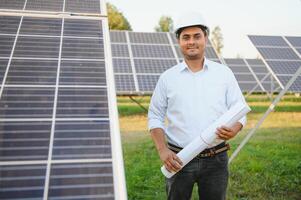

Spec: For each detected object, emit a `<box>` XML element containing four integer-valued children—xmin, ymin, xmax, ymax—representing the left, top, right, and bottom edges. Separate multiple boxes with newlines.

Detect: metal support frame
<box><xmin>229</xmin><ymin>66</ymin><xmax>301</xmax><ymax>164</ymax></box>
<box><xmin>245</xmin><ymin>73</ymin><xmax>272</xmax><ymax>99</ymax></box>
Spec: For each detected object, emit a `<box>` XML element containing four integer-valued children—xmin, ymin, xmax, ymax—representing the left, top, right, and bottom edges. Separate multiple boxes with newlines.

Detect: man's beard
<box><xmin>184</xmin><ymin>53</ymin><xmax>203</xmax><ymax>60</ymax></box>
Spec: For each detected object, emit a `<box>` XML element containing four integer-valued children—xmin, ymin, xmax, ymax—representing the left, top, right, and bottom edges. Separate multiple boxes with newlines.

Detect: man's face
<box><xmin>178</xmin><ymin>26</ymin><xmax>207</xmax><ymax>60</ymax></box>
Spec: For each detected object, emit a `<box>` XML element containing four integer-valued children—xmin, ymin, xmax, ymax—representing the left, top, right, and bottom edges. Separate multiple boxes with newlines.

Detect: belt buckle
<box><xmin>209</xmin><ymin>149</ymin><xmax>215</xmax><ymax>157</ymax></box>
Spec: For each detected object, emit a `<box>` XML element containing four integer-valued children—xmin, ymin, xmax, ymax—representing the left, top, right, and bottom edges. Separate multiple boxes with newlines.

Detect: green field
<box><xmin>118</xmin><ymin>94</ymin><xmax>301</xmax><ymax>200</ymax></box>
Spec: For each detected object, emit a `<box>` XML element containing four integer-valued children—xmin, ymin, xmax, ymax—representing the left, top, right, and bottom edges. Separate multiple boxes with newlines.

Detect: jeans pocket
<box><xmin>215</xmin><ymin>152</ymin><xmax>228</xmax><ymax>165</ymax></box>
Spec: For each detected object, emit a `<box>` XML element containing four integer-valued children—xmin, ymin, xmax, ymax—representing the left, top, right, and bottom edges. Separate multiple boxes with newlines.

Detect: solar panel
<box><xmin>110</xmin><ymin>30</ymin><xmax>222</xmax><ymax>94</ymax></box>
<box><xmin>0</xmin><ymin>0</ymin><xmax>102</xmax><ymax>14</ymax></box>
<box><xmin>223</xmin><ymin>58</ymin><xmax>262</xmax><ymax>92</ymax></box>
<box><xmin>0</xmin><ymin>1</ymin><xmax>126</xmax><ymax>199</ymax></box>
<box><xmin>249</xmin><ymin>35</ymin><xmax>301</xmax><ymax>92</ymax></box>
<box><xmin>245</xmin><ymin>59</ymin><xmax>280</xmax><ymax>93</ymax></box>
<box><xmin>223</xmin><ymin>58</ymin><xmax>280</xmax><ymax>93</ymax></box>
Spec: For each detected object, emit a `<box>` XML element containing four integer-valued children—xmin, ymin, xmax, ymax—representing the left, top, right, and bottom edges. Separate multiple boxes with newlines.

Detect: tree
<box><xmin>107</xmin><ymin>3</ymin><xmax>132</xmax><ymax>31</ymax></box>
<box><xmin>155</xmin><ymin>16</ymin><xmax>174</xmax><ymax>32</ymax></box>
<box><xmin>210</xmin><ymin>26</ymin><xmax>224</xmax><ymax>55</ymax></box>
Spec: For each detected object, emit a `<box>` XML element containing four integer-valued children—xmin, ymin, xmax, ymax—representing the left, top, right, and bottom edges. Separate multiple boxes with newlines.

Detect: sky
<box><xmin>107</xmin><ymin>0</ymin><xmax>301</xmax><ymax>58</ymax></box>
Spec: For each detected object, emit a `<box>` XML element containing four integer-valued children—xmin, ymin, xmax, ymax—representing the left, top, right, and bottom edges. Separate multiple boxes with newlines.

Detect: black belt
<box><xmin>167</xmin><ymin>142</ymin><xmax>230</xmax><ymax>158</ymax></box>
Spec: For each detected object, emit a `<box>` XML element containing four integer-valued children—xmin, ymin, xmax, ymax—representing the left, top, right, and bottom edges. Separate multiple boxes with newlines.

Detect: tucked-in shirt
<box><xmin>148</xmin><ymin>58</ymin><xmax>247</xmax><ymax>148</ymax></box>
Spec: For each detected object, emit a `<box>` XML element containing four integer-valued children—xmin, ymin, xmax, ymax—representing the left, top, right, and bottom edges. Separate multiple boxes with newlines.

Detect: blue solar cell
<box><xmin>257</xmin><ymin>47</ymin><xmax>299</xmax><ymax>60</ymax></box>
<box><xmin>20</xmin><ymin>17</ymin><xmax>62</xmax><ymax>36</ymax></box>
<box><xmin>134</xmin><ymin>59</ymin><xmax>176</xmax><ymax>73</ymax></box>
<box><xmin>64</xmin><ymin>19</ymin><xmax>103</xmax><ymax>38</ymax></box>
<box><xmin>7</xmin><ymin>59</ymin><xmax>58</xmax><ymax>85</ymax></box>
<box><xmin>65</xmin><ymin>0</ymin><xmax>101</xmax><ymax>14</ymax></box>
<box><xmin>0</xmin><ymin>16</ymin><xmax>21</xmax><ymax>34</ymax></box>
<box><xmin>60</xmin><ymin>60</ymin><xmax>106</xmax><ymax>86</ymax></box>
<box><xmin>0</xmin><ymin>35</ymin><xmax>15</xmax><ymax>57</ymax></box>
<box><xmin>53</xmin><ymin>121</ymin><xmax>111</xmax><ymax>159</ymax></box>
<box><xmin>114</xmin><ymin>74</ymin><xmax>136</xmax><ymax>92</ymax></box>
<box><xmin>0</xmin><ymin>0</ymin><xmax>26</xmax><ymax>9</ymax></box>
<box><xmin>25</xmin><ymin>0</ymin><xmax>64</xmax><ymax>12</ymax></box>
<box><xmin>131</xmin><ymin>44</ymin><xmax>174</xmax><ymax>58</ymax></box>
<box><xmin>0</xmin><ymin>121</ymin><xmax>51</xmax><ymax>161</ymax></box>
<box><xmin>266</xmin><ymin>61</ymin><xmax>301</xmax><ymax>75</ymax></box>
<box><xmin>0</xmin><ymin>87</ymin><xmax>55</xmax><ymax>118</ymax></box>
<box><xmin>249</xmin><ymin>35</ymin><xmax>288</xmax><ymax>47</ymax></box>
<box><xmin>0</xmin><ymin>164</ymin><xmax>47</xmax><ymax>199</ymax></box>
<box><xmin>110</xmin><ymin>31</ymin><xmax>127</xmax><ymax>43</ymax></box>
<box><xmin>285</xmin><ymin>36</ymin><xmax>301</xmax><ymax>48</ymax></box>
<box><xmin>129</xmin><ymin>32</ymin><xmax>169</xmax><ymax>44</ymax></box>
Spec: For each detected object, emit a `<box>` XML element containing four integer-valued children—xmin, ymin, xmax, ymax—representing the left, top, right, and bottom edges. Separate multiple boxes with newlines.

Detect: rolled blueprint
<box><xmin>161</xmin><ymin>102</ymin><xmax>251</xmax><ymax>178</ymax></box>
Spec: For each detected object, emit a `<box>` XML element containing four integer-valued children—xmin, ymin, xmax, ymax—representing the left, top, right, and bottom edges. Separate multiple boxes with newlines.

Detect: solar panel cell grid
<box><xmin>0</xmin><ymin>164</ymin><xmax>47</xmax><ymax>199</ymax></box>
<box><xmin>129</xmin><ymin>32</ymin><xmax>169</xmax><ymax>44</ymax></box>
<box><xmin>266</xmin><ymin>61</ymin><xmax>301</xmax><ymax>75</ymax></box>
<box><xmin>48</xmin><ymin>163</ymin><xmax>114</xmax><ymax>199</ymax></box>
<box><xmin>14</xmin><ymin>36</ymin><xmax>61</xmax><ymax>58</ymax></box>
<box><xmin>0</xmin><ymin>35</ymin><xmax>16</xmax><ymax>57</ymax></box>
<box><xmin>20</xmin><ymin>17</ymin><xmax>62</xmax><ymax>36</ymax></box>
<box><xmin>7</xmin><ymin>59</ymin><xmax>58</xmax><ymax>84</ymax></box>
<box><xmin>109</xmin><ymin>31</ymin><xmax>127</xmax><ymax>43</ymax></box>
<box><xmin>137</xmin><ymin>74</ymin><xmax>159</xmax><ymax>92</ymax></box>
<box><xmin>245</xmin><ymin>59</ymin><xmax>265</xmax><ymax>66</ymax></box>
<box><xmin>0</xmin><ymin>16</ymin><xmax>21</xmax><ymax>34</ymax></box>
<box><xmin>114</xmin><ymin>74</ymin><xmax>136</xmax><ymax>92</ymax></box>
<box><xmin>285</xmin><ymin>36</ymin><xmax>301</xmax><ymax>47</ymax></box>
<box><xmin>0</xmin><ymin>59</ymin><xmax>9</xmax><ymax>82</ymax></box>
<box><xmin>60</xmin><ymin>60</ymin><xmax>106</xmax><ymax>86</ymax></box>
<box><xmin>65</xmin><ymin>0</ymin><xmax>101</xmax><ymax>14</ymax></box>
<box><xmin>25</xmin><ymin>0</ymin><xmax>63</xmax><ymax>12</ymax></box>
<box><xmin>112</xmin><ymin>58</ymin><xmax>132</xmax><ymax>73</ymax></box>
<box><xmin>134</xmin><ymin>59</ymin><xmax>177</xmax><ymax>73</ymax></box>
<box><xmin>131</xmin><ymin>44</ymin><xmax>174</xmax><ymax>58</ymax></box>
<box><xmin>62</xmin><ymin>37</ymin><xmax>104</xmax><ymax>59</ymax></box>
<box><xmin>64</xmin><ymin>19</ymin><xmax>103</xmax><ymax>38</ymax></box>
<box><xmin>53</xmin><ymin>121</ymin><xmax>111</xmax><ymax>159</ymax></box>
<box><xmin>0</xmin><ymin>0</ymin><xmax>26</xmax><ymax>10</ymax></box>
<box><xmin>0</xmin><ymin>121</ymin><xmax>51</xmax><ymax>161</ymax></box>
<box><xmin>249</xmin><ymin>35</ymin><xmax>289</xmax><ymax>47</ymax></box>
<box><xmin>0</xmin><ymin>87</ymin><xmax>55</xmax><ymax>118</ymax></box>
<box><xmin>257</xmin><ymin>47</ymin><xmax>300</xmax><ymax>60</ymax></box>
<box><xmin>56</xmin><ymin>87</ymin><xmax>109</xmax><ymax>118</ymax></box>
<box><xmin>111</xmin><ymin>44</ymin><xmax>130</xmax><ymax>57</ymax></box>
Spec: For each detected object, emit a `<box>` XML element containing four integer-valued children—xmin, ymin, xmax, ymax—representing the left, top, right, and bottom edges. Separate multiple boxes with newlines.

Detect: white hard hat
<box><xmin>174</xmin><ymin>11</ymin><xmax>209</xmax><ymax>36</ymax></box>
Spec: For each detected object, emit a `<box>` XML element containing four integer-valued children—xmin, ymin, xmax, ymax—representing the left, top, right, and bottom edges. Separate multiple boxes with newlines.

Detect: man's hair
<box><xmin>176</xmin><ymin>25</ymin><xmax>208</xmax><ymax>39</ymax></box>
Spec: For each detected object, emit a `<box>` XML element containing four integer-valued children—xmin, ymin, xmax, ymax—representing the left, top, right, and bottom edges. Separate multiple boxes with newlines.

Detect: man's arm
<box><xmin>216</xmin><ymin>122</ymin><xmax>242</xmax><ymax>140</ymax></box>
<box><xmin>216</xmin><ymin>69</ymin><xmax>247</xmax><ymax>140</ymax></box>
<box><xmin>150</xmin><ymin>128</ymin><xmax>182</xmax><ymax>172</ymax></box>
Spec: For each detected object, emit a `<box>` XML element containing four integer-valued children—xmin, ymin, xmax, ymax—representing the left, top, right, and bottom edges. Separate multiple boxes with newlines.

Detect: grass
<box><xmin>118</xmin><ymin>95</ymin><xmax>301</xmax><ymax>200</ymax></box>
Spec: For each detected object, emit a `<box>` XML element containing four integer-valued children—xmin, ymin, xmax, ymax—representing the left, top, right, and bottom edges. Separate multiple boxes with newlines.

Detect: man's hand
<box><xmin>158</xmin><ymin>147</ymin><xmax>183</xmax><ymax>173</ymax></box>
<box><xmin>216</xmin><ymin>122</ymin><xmax>243</xmax><ymax>140</ymax></box>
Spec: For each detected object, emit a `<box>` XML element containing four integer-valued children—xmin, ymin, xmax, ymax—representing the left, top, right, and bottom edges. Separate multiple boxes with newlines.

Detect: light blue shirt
<box><xmin>148</xmin><ymin>58</ymin><xmax>247</xmax><ymax>147</ymax></box>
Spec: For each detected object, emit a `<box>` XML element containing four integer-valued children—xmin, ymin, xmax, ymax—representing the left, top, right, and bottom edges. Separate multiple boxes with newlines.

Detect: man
<box><xmin>148</xmin><ymin>11</ymin><xmax>247</xmax><ymax>200</ymax></box>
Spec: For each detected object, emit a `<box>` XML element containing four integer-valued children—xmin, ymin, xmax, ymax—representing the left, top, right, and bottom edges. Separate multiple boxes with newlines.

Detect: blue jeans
<box><xmin>166</xmin><ymin>151</ymin><xmax>229</xmax><ymax>200</ymax></box>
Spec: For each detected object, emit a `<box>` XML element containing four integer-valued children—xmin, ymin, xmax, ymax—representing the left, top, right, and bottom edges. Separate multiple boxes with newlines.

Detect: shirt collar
<box><xmin>179</xmin><ymin>57</ymin><xmax>209</xmax><ymax>72</ymax></box>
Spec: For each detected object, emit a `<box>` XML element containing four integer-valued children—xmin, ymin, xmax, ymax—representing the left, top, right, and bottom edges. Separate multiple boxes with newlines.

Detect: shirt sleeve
<box><xmin>226</xmin><ymin>70</ymin><xmax>247</xmax><ymax>127</ymax></box>
<box><xmin>148</xmin><ymin>75</ymin><xmax>168</xmax><ymax>131</ymax></box>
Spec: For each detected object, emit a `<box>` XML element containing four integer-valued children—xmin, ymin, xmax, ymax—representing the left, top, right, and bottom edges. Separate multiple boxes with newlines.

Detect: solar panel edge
<box><xmin>100</xmin><ymin>10</ymin><xmax>128</xmax><ymax>199</ymax></box>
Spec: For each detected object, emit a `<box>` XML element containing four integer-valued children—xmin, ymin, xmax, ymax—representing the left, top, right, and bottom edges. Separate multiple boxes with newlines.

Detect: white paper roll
<box><xmin>161</xmin><ymin>102</ymin><xmax>251</xmax><ymax>178</ymax></box>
